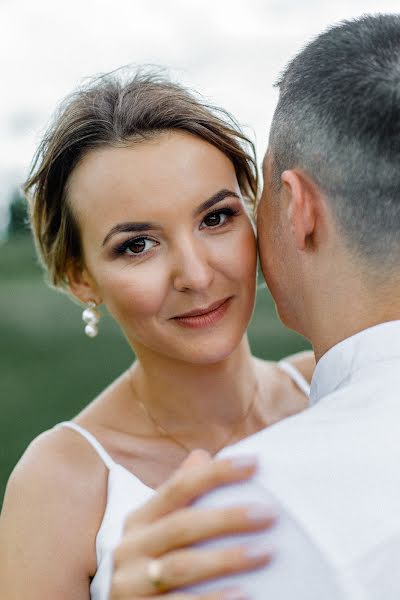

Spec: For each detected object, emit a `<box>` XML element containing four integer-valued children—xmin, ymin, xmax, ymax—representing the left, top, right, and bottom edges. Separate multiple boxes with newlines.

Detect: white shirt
<box><xmin>191</xmin><ymin>321</ymin><xmax>400</xmax><ymax>599</ymax></box>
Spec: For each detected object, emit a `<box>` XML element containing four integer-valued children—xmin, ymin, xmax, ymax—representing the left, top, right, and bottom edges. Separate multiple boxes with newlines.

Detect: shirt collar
<box><xmin>310</xmin><ymin>320</ymin><xmax>400</xmax><ymax>405</ymax></box>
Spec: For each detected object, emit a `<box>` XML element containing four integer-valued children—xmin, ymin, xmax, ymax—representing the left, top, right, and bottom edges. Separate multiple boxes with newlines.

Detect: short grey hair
<box><xmin>269</xmin><ymin>13</ymin><xmax>400</xmax><ymax>271</ymax></box>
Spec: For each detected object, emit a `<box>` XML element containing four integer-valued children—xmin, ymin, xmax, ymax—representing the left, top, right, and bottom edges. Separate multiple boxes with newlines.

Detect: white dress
<box><xmin>55</xmin><ymin>361</ymin><xmax>310</xmax><ymax>600</ymax></box>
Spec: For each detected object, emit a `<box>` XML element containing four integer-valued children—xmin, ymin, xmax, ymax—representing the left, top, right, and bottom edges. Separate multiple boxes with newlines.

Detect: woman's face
<box><xmin>67</xmin><ymin>131</ymin><xmax>257</xmax><ymax>364</ymax></box>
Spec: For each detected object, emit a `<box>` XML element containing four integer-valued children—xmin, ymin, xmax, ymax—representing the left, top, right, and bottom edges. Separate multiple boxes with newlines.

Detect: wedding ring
<box><xmin>147</xmin><ymin>558</ymin><xmax>166</xmax><ymax>592</ymax></box>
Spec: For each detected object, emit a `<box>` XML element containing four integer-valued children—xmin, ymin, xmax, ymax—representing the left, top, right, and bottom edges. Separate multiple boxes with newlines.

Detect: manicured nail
<box><xmin>221</xmin><ymin>587</ymin><xmax>250</xmax><ymax>600</ymax></box>
<box><xmin>245</xmin><ymin>540</ymin><xmax>275</xmax><ymax>560</ymax></box>
<box><xmin>229</xmin><ymin>455</ymin><xmax>258</xmax><ymax>470</ymax></box>
<box><xmin>246</xmin><ymin>504</ymin><xmax>276</xmax><ymax>523</ymax></box>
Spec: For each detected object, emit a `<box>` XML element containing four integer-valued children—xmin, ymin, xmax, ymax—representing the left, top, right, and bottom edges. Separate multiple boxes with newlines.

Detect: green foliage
<box><xmin>0</xmin><ymin>235</ymin><xmax>310</xmax><ymax>504</ymax></box>
<box><xmin>8</xmin><ymin>189</ymin><xmax>30</xmax><ymax>236</ymax></box>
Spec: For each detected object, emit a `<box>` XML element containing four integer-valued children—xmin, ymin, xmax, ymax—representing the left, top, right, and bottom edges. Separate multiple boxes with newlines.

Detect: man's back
<box><xmin>192</xmin><ymin>322</ymin><xmax>400</xmax><ymax>599</ymax></box>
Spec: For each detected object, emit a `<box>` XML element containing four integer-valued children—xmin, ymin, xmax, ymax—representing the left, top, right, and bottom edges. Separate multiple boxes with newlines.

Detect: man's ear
<box><xmin>281</xmin><ymin>169</ymin><xmax>319</xmax><ymax>251</ymax></box>
<box><xmin>65</xmin><ymin>259</ymin><xmax>101</xmax><ymax>306</ymax></box>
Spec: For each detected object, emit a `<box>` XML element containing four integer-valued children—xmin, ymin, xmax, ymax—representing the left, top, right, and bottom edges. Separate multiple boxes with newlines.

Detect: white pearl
<box><xmin>82</xmin><ymin>308</ymin><xmax>99</xmax><ymax>324</ymax></box>
<box><xmin>85</xmin><ymin>323</ymin><xmax>98</xmax><ymax>338</ymax></box>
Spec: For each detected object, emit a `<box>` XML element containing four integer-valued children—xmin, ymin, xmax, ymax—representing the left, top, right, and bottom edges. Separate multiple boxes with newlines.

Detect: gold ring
<box><xmin>147</xmin><ymin>558</ymin><xmax>166</xmax><ymax>592</ymax></box>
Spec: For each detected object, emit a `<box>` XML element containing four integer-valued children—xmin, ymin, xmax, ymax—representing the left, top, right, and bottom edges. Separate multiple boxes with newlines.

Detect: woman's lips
<box><xmin>172</xmin><ymin>297</ymin><xmax>232</xmax><ymax>329</ymax></box>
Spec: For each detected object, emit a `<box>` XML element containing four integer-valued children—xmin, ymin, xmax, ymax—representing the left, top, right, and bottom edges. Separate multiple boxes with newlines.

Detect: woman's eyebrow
<box><xmin>193</xmin><ymin>189</ymin><xmax>240</xmax><ymax>216</ymax></box>
<box><xmin>102</xmin><ymin>222</ymin><xmax>159</xmax><ymax>246</ymax></box>
<box><xmin>102</xmin><ymin>189</ymin><xmax>240</xmax><ymax>246</ymax></box>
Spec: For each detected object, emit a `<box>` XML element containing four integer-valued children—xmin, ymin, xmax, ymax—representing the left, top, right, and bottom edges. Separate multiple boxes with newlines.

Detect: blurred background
<box><xmin>1</xmin><ymin>0</ymin><xmax>399</xmax><ymax>502</ymax></box>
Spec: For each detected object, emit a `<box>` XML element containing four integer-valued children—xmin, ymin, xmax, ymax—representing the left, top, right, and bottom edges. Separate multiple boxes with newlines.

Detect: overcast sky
<box><xmin>1</xmin><ymin>0</ymin><xmax>399</xmax><ymax>232</ymax></box>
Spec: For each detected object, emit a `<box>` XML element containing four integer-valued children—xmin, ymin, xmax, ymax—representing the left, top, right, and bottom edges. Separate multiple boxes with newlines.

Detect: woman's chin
<box><xmin>171</xmin><ymin>332</ymin><xmax>247</xmax><ymax>366</ymax></box>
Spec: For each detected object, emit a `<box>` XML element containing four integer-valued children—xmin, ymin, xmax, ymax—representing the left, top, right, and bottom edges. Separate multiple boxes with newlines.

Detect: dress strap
<box><xmin>56</xmin><ymin>421</ymin><xmax>115</xmax><ymax>470</ymax></box>
<box><xmin>278</xmin><ymin>360</ymin><xmax>311</xmax><ymax>398</ymax></box>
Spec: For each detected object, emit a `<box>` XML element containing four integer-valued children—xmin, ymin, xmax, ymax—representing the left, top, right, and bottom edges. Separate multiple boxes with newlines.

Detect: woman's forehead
<box><xmin>67</xmin><ymin>130</ymin><xmax>239</xmax><ymax>224</ymax></box>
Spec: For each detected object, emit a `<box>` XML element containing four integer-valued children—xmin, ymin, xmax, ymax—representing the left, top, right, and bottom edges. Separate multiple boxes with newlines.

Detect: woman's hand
<box><xmin>110</xmin><ymin>451</ymin><xmax>276</xmax><ymax>599</ymax></box>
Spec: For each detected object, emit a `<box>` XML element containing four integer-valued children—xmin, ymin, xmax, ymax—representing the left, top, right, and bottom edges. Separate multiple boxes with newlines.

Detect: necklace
<box><xmin>129</xmin><ymin>369</ymin><xmax>260</xmax><ymax>456</ymax></box>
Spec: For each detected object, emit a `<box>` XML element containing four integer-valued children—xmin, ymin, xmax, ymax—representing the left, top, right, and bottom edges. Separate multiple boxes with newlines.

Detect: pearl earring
<box><xmin>82</xmin><ymin>301</ymin><xmax>100</xmax><ymax>338</ymax></box>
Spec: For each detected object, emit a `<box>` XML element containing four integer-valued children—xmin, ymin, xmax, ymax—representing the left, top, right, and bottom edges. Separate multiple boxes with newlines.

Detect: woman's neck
<box><xmin>129</xmin><ymin>335</ymin><xmax>260</xmax><ymax>450</ymax></box>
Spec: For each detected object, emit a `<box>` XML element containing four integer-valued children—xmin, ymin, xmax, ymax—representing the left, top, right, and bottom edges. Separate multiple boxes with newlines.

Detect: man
<box><xmin>190</xmin><ymin>12</ymin><xmax>400</xmax><ymax>598</ymax></box>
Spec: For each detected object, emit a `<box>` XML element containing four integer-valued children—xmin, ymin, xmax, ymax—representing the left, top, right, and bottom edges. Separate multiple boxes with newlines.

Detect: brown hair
<box><xmin>24</xmin><ymin>68</ymin><xmax>259</xmax><ymax>288</ymax></box>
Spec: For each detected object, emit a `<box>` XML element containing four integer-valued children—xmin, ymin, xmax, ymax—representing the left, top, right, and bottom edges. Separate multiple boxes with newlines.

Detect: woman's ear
<box><xmin>65</xmin><ymin>259</ymin><xmax>101</xmax><ymax>306</ymax></box>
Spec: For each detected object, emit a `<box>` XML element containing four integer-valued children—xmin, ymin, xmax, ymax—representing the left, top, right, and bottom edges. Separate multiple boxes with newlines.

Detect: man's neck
<box><xmin>307</xmin><ymin>279</ymin><xmax>400</xmax><ymax>363</ymax></box>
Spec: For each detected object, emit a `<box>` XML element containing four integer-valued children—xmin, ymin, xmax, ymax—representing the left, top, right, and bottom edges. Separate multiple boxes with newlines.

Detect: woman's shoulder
<box><xmin>255</xmin><ymin>349</ymin><xmax>315</xmax><ymax>385</ymax></box>
<box><xmin>1</xmin><ymin>425</ymin><xmax>108</xmax><ymax>578</ymax></box>
<box><xmin>254</xmin><ymin>350</ymin><xmax>314</xmax><ymax>418</ymax></box>
<box><xmin>280</xmin><ymin>349</ymin><xmax>316</xmax><ymax>384</ymax></box>
<box><xmin>7</xmin><ymin>424</ymin><xmax>107</xmax><ymax>496</ymax></box>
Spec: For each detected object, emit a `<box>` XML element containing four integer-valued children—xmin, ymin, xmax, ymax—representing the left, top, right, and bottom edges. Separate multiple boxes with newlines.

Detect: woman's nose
<box><xmin>172</xmin><ymin>238</ymin><xmax>215</xmax><ymax>292</ymax></box>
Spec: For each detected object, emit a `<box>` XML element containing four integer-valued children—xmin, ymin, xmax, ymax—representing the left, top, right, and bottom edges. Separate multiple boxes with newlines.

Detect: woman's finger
<box><xmin>113</xmin><ymin>541</ymin><xmax>272</xmax><ymax>596</ymax></box>
<box><xmin>124</xmin><ymin>455</ymin><xmax>258</xmax><ymax>527</ymax></box>
<box><xmin>153</xmin><ymin>541</ymin><xmax>273</xmax><ymax>590</ymax></box>
<box><xmin>132</xmin><ymin>587</ymin><xmax>248</xmax><ymax>600</ymax></box>
<box><xmin>136</xmin><ymin>587</ymin><xmax>248</xmax><ymax>600</ymax></box>
<box><xmin>121</xmin><ymin>503</ymin><xmax>276</xmax><ymax>557</ymax></box>
<box><xmin>178</xmin><ymin>449</ymin><xmax>213</xmax><ymax>470</ymax></box>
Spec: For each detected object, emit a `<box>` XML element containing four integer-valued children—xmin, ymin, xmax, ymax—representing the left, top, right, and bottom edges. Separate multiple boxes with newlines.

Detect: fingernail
<box><xmin>245</xmin><ymin>540</ymin><xmax>274</xmax><ymax>561</ymax></box>
<box><xmin>246</xmin><ymin>504</ymin><xmax>276</xmax><ymax>523</ymax></box>
<box><xmin>229</xmin><ymin>455</ymin><xmax>258</xmax><ymax>470</ymax></box>
<box><xmin>221</xmin><ymin>587</ymin><xmax>250</xmax><ymax>600</ymax></box>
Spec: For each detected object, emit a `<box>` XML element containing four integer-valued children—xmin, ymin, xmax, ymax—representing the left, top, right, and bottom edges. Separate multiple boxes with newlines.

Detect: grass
<box><xmin>0</xmin><ymin>233</ymin><xmax>309</xmax><ymax>503</ymax></box>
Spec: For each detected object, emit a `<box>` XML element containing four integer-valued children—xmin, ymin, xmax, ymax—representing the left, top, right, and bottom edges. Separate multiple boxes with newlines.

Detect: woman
<box><xmin>0</xmin><ymin>70</ymin><xmax>314</xmax><ymax>599</ymax></box>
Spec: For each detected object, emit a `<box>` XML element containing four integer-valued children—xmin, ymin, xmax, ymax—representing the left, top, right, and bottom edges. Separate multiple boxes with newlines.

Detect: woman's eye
<box><xmin>124</xmin><ymin>238</ymin><xmax>157</xmax><ymax>256</ymax></box>
<box><xmin>202</xmin><ymin>211</ymin><xmax>229</xmax><ymax>228</ymax></box>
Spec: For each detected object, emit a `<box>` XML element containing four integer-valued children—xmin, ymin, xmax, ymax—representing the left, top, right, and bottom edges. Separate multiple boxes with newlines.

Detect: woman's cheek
<box><xmin>241</xmin><ymin>225</ymin><xmax>258</xmax><ymax>276</ymax></box>
<box><xmin>100</xmin><ymin>263</ymin><xmax>169</xmax><ymax>323</ymax></box>
<box><xmin>218</xmin><ymin>224</ymin><xmax>257</xmax><ymax>283</ymax></box>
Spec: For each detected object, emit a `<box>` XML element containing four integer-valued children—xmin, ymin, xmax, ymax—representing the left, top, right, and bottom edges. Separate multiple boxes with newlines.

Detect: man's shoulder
<box><xmin>223</xmin><ymin>371</ymin><xmax>400</xmax><ymax>477</ymax></box>
<box><xmin>220</xmin><ymin>375</ymin><xmax>400</xmax><ymax>572</ymax></box>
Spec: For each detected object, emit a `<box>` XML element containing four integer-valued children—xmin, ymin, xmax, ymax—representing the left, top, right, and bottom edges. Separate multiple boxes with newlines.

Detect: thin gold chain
<box><xmin>129</xmin><ymin>369</ymin><xmax>260</xmax><ymax>456</ymax></box>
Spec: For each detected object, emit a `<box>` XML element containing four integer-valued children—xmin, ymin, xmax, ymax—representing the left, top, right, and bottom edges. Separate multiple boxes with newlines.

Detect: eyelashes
<box><xmin>200</xmin><ymin>206</ymin><xmax>240</xmax><ymax>229</ymax></box>
<box><xmin>112</xmin><ymin>206</ymin><xmax>242</xmax><ymax>258</ymax></box>
<box><xmin>112</xmin><ymin>237</ymin><xmax>158</xmax><ymax>257</ymax></box>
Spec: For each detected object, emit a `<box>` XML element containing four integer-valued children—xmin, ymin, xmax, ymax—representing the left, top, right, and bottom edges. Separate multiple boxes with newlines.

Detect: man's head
<box><xmin>258</xmin><ymin>14</ymin><xmax>400</xmax><ymax>343</ymax></box>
